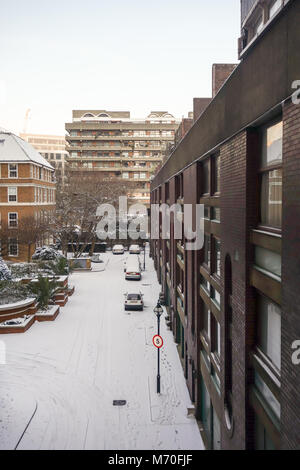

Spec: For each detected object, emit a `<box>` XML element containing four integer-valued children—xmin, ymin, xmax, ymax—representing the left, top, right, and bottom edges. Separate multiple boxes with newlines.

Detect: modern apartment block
<box><xmin>151</xmin><ymin>0</ymin><xmax>300</xmax><ymax>450</ymax></box>
<box><xmin>20</xmin><ymin>133</ymin><xmax>68</xmax><ymax>185</ymax></box>
<box><xmin>0</xmin><ymin>131</ymin><xmax>56</xmax><ymax>262</ymax></box>
<box><xmin>65</xmin><ymin>110</ymin><xmax>179</xmax><ymax>205</ymax></box>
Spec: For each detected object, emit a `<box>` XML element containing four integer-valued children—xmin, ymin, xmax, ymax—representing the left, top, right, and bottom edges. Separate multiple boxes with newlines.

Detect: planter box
<box><xmin>67</xmin><ymin>285</ymin><xmax>75</xmax><ymax>296</ymax></box>
<box><xmin>0</xmin><ymin>298</ymin><xmax>38</xmax><ymax>324</ymax></box>
<box><xmin>36</xmin><ymin>305</ymin><xmax>60</xmax><ymax>322</ymax></box>
<box><xmin>0</xmin><ymin>315</ymin><xmax>36</xmax><ymax>334</ymax></box>
<box><xmin>53</xmin><ymin>291</ymin><xmax>68</xmax><ymax>307</ymax></box>
<box><xmin>69</xmin><ymin>258</ymin><xmax>92</xmax><ymax>271</ymax></box>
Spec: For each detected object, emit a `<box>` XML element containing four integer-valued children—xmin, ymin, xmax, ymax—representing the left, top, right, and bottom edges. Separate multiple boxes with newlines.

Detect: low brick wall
<box><xmin>0</xmin><ymin>299</ymin><xmax>38</xmax><ymax>324</ymax></box>
<box><xmin>0</xmin><ymin>315</ymin><xmax>36</xmax><ymax>334</ymax></box>
<box><xmin>36</xmin><ymin>306</ymin><xmax>60</xmax><ymax>322</ymax></box>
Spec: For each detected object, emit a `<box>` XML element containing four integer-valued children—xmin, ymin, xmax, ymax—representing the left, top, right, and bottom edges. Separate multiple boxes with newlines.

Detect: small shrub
<box><xmin>0</xmin><ymin>281</ymin><xmax>32</xmax><ymax>306</ymax></box>
<box><xmin>0</xmin><ymin>257</ymin><xmax>12</xmax><ymax>281</ymax></box>
<box><xmin>29</xmin><ymin>275</ymin><xmax>58</xmax><ymax>311</ymax></box>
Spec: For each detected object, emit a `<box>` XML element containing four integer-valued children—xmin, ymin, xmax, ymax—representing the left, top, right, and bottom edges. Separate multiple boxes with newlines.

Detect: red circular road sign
<box><xmin>153</xmin><ymin>335</ymin><xmax>164</xmax><ymax>349</ymax></box>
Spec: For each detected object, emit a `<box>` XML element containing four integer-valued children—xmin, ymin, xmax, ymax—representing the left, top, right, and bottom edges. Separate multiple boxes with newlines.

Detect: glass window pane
<box><xmin>203</xmin><ymin>160</ymin><xmax>210</xmax><ymax>194</ymax></box>
<box><xmin>269</xmin><ymin>0</ymin><xmax>281</xmax><ymax>18</ymax></box>
<box><xmin>255</xmin><ymin>246</ymin><xmax>281</xmax><ymax>278</ymax></box>
<box><xmin>261</xmin><ymin>169</ymin><xmax>282</xmax><ymax>228</ymax></box>
<box><xmin>213</xmin><ymin>155</ymin><xmax>220</xmax><ymax>193</ymax></box>
<box><xmin>254</xmin><ymin>371</ymin><xmax>281</xmax><ymax>419</ymax></box>
<box><xmin>261</xmin><ymin>121</ymin><xmax>283</xmax><ymax>167</ymax></box>
<box><xmin>257</xmin><ymin>295</ymin><xmax>281</xmax><ymax>370</ymax></box>
<box><xmin>204</xmin><ymin>234</ymin><xmax>211</xmax><ymax>267</ymax></box>
<box><xmin>212</xmin><ymin>207</ymin><xmax>220</xmax><ymax>221</ymax></box>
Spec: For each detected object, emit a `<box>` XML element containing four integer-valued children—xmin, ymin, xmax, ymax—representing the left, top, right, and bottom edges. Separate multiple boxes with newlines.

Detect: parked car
<box><xmin>129</xmin><ymin>244</ymin><xmax>141</xmax><ymax>254</ymax></box>
<box><xmin>124</xmin><ymin>293</ymin><xmax>144</xmax><ymax>311</ymax></box>
<box><xmin>112</xmin><ymin>244</ymin><xmax>125</xmax><ymax>255</ymax></box>
<box><xmin>125</xmin><ymin>261</ymin><xmax>141</xmax><ymax>280</ymax></box>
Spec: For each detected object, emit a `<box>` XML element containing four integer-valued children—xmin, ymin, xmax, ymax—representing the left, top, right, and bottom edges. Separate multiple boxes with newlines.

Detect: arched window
<box><xmin>98</xmin><ymin>113</ymin><xmax>110</xmax><ymax>118</ymax></box>
<box><xmin>82</xmin><ymin>113</ymin><xmax>95</xmax><ymax>118</ymax></box>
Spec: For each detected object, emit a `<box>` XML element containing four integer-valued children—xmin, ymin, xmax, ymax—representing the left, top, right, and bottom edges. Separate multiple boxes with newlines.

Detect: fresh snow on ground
<box><xmin>0</xmin><ymin>252</ymin><xmax>204</xmax><ymax>450</ymax></box>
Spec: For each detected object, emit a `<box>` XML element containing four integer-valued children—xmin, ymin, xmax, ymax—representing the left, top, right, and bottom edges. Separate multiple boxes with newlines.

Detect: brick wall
<box><xmin>220</xmin><ymin>131</ymin><xmax>249</xmax><ymax>449</ymax></box>
<box><xmin>212</xmin><ymin>64</ymin><xmax>237</xmax><ymax>98</ymax></box>
<box><xmin>281</xmin><ymin>100</ymin><xmax>300</xmax><ymax>450</ymax></box>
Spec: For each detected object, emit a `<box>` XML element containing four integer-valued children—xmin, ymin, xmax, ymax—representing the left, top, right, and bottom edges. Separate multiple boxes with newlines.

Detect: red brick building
<box><xmin>0</xmin><ymin>131</ymin><xmax>56</xmax><ymax>262</ymax></box>
<box><xmin>151</xmin><ymin>0</ymin><xmax>299</xmax><ymax>450</ymax></box>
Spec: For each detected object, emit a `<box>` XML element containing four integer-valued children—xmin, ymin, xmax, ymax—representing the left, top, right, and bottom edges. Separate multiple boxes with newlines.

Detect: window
<box><xmin>56</xmin><ymin>154</ymin><xmax>61</xmax><ymax>160</ymax></box>
<box><xmin>260</xmin><ymin>121</ymin><xmax>282</xmax><ymax>228</ymax></box>
<box><xmin>269</xmin><ymin>0</ymin><xmax>281</xmax><ymax>19</ymax></box>
<box><xmin>122</xmin><ymin>172</ymin><xmax>129</xmax><ymax>179</ymax></box>
<box><xmin>254</xmin><ymin>371</ymin><xmax>280</xmax><ymax>419</ymax></box>
<box><xmin>257</xmin><ymin>295</ymin><xmax>281</xmax><ymax>370</ymax></box>
<box><xmin>213</xmin><ymin>155</ymin><xmax>220</xmax><ymax>194</ymax></box>
<box><xmin>202</xmin><ymin>302</ymin><xmax>211</xmax><ymax>340</ymax></box>
<box><xmin>8</xmin><ymin>187</ymin><xmax>17</xmax><ymax>202</ymax></box>
<box><xmin>212</xmin><ymin>207</ymin><xmax>221</xmax><ymax>222</ymax></box>
<box><xmin>200</xmin><ymin>275</ymin><xmax>210</xmax><ymax>293</ymax></box>
<box><xmin>211</xmin><ymin>316</ymin><xmax>221</xmax><ymax>358</ymax></box>
<box><xmin>204</xmin><ymin>206</ymin><xmax>210</xmax><ymax>219</ymax></box>
<box><xmin>253</xmin><ymin>15</ymin><xmax>264</xmax><ymax>35</ymax></box>
<box><xmin>255</xmin><ymin>246</ymin><xmax>281</xmax><ymax>278</ymax></box>
<box><xmin>202</xmin><ymin>159</ymin><xmax>210</xmax><ymax>194</ymax></box>
<box><xmin>9</xmin><ymin>164</ymin><xmax>17</xmax><ymax>178</ymax></box>
<box><xmin>211</xmin><ymin>286</ymin><xmax>221</xmax><ymax>307</ymax></box>
<box><xmin>8</xmin><ymin>212</ymin><xmax>18</xmax><ymax>228</ymax></box>
<box><xmin>8</xmin><ymin>238</ymin><xmax>18</xmax><ymax>256</ymax></box>
<box><xmin>213</xmin><ymin>238</ymin><xmax>221</xmax><ymax>277</ymax></box>
<box><xmin>204</xmin><ymin>234</ymin><xmax>211</xmax><ymax>267</ymax></box>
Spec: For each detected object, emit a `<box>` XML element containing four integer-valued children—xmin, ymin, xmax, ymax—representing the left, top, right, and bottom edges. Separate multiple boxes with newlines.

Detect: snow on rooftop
<box><xmin>0</xmin><ymin>131</ymin><xmax>54</xmax><ymax>169</ymax></box>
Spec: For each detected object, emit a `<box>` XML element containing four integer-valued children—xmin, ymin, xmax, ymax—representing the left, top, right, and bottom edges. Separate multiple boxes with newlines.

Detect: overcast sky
<box><xmin>0</xmin><ymin>0</ymin><xmax>240</xmax><ymax>136</ymax></box>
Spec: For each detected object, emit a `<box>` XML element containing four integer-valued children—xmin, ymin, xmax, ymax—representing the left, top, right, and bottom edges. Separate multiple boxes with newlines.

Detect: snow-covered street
<box><xmin>0</xmin><ymin>252</ymin><xmax>204</xmax><ymax>450</ymax></box>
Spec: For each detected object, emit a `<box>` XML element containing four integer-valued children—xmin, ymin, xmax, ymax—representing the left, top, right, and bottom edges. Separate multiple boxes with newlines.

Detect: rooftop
<box><xmin>0</xmin><ymin>131</ymin><xmax>54</xmax><ymax>169</ymax></box>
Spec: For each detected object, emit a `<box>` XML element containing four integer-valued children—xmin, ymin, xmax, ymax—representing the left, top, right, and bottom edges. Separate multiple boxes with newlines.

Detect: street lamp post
<box><xmin>154</xmin><ymin>301</ymin><xmax>163</xmax><ymax>394</ymax></box>
<box><xmin>143</xmin><ymin>242</ymin><xmax>146</xmax><ymax>271</ymax></box>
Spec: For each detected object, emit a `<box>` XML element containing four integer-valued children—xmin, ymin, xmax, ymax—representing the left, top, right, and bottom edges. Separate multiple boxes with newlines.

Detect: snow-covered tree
<box><xmin>32</xmin><ymin>246</ymin><xmax>63</xmax><ymax>261</ymax></box>
<box><xmin>0</xmin><ymin>257</ymin><xmax>12</xmax><ymax>281</ymax></box>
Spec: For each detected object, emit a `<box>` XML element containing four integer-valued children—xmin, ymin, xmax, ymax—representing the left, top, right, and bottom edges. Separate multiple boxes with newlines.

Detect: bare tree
<box><xmin>54</xmin><ymin>172</ymin><xmax>135</xmax><ymax>258</ymax></box>
<box><xmin>17</xmin><ymin>215</ymin><xmax>49</xmax><ymax>262</ymax></box>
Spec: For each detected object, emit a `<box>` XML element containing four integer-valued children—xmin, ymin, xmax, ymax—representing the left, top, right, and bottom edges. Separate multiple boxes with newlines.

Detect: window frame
<box><xmin>8</xmin><ymin>186</ymin><xmax>18</xmax><ymax>202</ymax></box>
<box><xmin>8</xmin><ymin>212</ymin><xmax>18</xmax><ymax>228</ymax></box>
<box><xmin>9</xmin><ymin>164</ymin><xmax>18</xmax><ymax>178</ymax></box>
<box><xmin>258</xmin><ymin>118</ymin><xmax>283</xmax><ymax>233</ymax></box>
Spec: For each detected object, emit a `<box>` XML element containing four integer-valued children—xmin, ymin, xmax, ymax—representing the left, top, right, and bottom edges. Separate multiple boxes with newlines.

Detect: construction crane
<box><xmin>23</xmin><ymin>108</ymin><xmax>31</xmax><ymax>134</ymax></box>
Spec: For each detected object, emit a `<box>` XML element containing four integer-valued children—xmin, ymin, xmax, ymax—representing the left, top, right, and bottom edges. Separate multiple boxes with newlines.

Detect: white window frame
<box><xmin>9</xmin><ymin>164</ymin><xmax>18</xmax><ymax>178</ymax></box>
<box><xmin>8</xmin><ymin>238</ymin><xmax>18</xmax><ymax>257</ymax></box>
<box><xmin>8</xmin><ymin>186</ymin><xmax>18</xmax><ymax>202</ymax></box>
<box><xmin>8</xmin><ymin>212</ymin><xmax>18</xmax><ymax>228</ymax></box>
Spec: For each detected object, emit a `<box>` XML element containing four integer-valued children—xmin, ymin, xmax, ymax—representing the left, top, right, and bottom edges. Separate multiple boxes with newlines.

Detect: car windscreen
<box><xmin>127</xmin><ymin>294</ymin><xmax>141</xmax><ymax>300</ymax></box>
